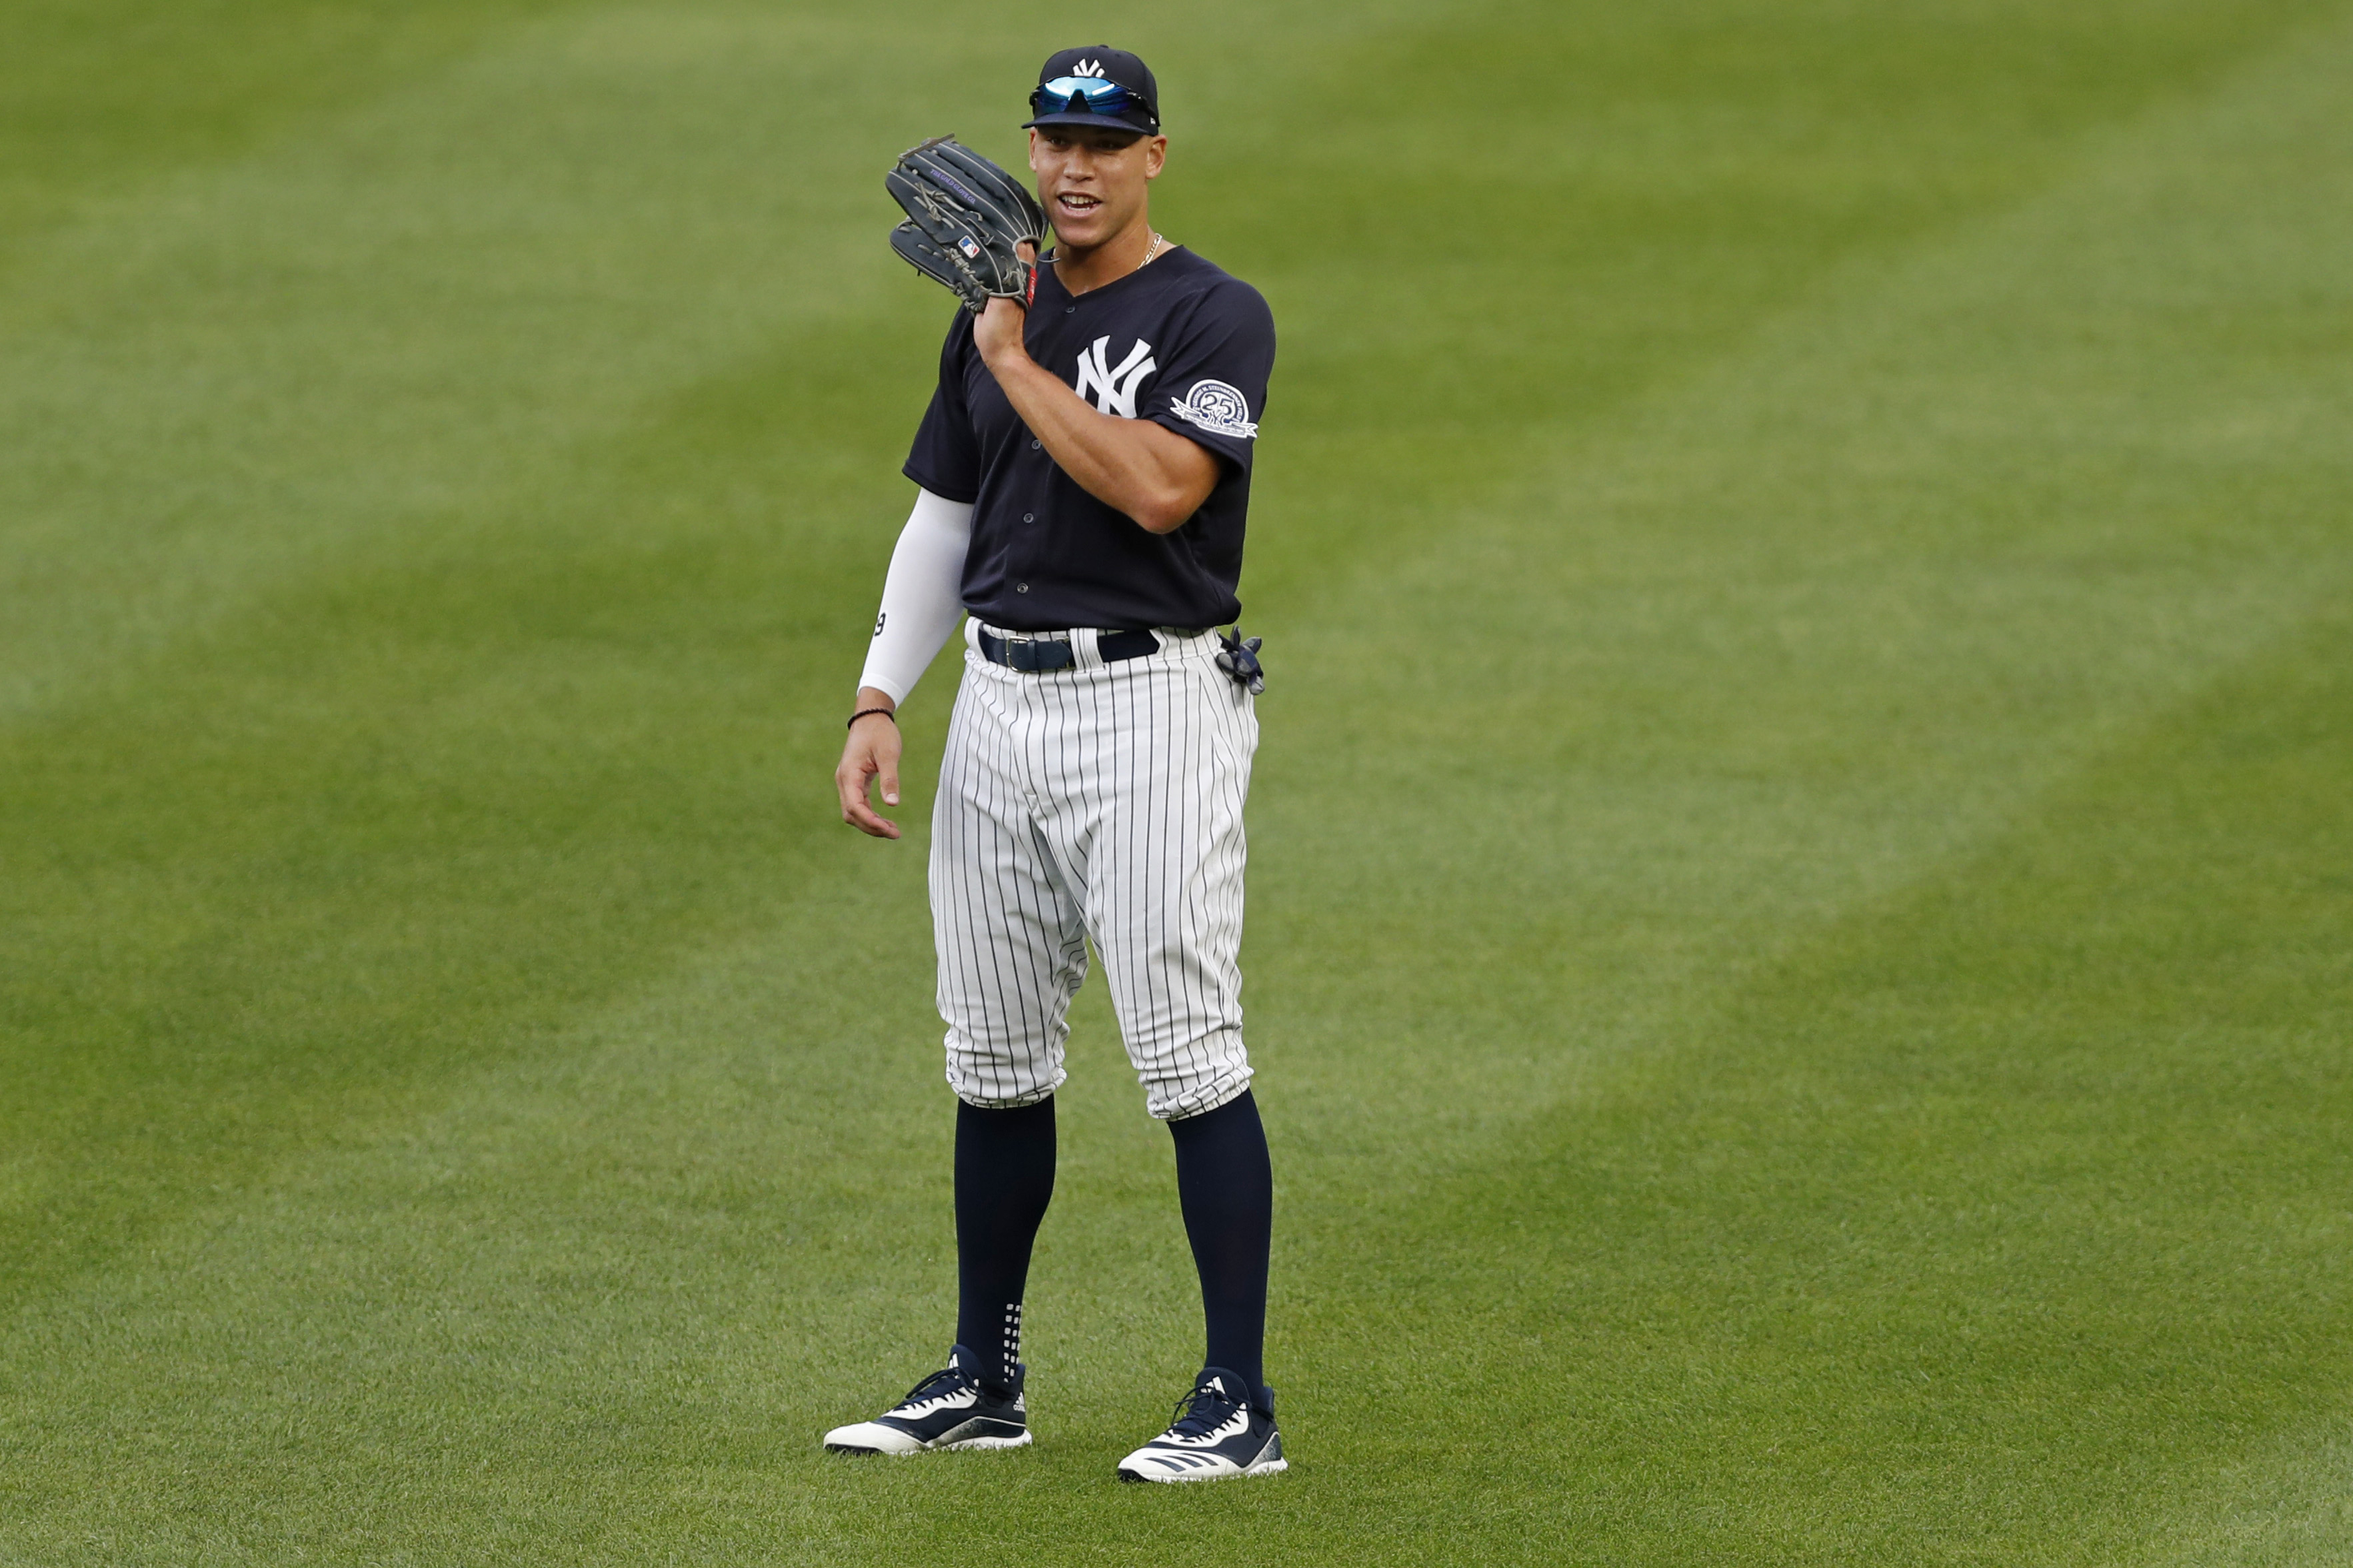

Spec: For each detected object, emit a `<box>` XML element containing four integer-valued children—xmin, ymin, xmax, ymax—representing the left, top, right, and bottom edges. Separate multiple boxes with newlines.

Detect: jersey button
<box><xmin>1064</xmin><ymin>305</ymin><xmax>1075</xmax><ymax>315</ymax></box>
<box><xmin>1031</xmin><ymin>439</ymin><xmax>1041</xmax><ymax>450</ymax></box>
<box><xmin>1016</xmin><ymin>582</ymin><xmax>1030</xmax><ymax>593</ymax></box>
<box><xmin>1023</xmin><ymin>512</ymin><xmax>1034</xmax><ymax>522</ymax></box>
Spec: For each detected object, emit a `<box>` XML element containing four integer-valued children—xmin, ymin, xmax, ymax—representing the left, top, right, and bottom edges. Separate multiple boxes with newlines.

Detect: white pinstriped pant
<box><xmin>931</xmin><ymin>618</ymin><xmax>1257</xmax><ymax>1121</ymax></box>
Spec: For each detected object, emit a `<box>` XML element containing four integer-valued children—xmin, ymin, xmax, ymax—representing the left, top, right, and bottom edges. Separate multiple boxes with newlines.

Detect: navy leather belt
<box><xmin>979</xmin><ymin>628</ymin><xmax>1160</xmax><ymax>672</ymax></box>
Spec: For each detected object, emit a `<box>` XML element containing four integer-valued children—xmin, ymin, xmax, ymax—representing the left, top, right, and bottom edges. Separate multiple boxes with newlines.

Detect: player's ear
<box><xmin>1027</xmin><ymin>128</ymin><xmax>1043</xmax><ymax>173</ymax></box>
<box><xmin>1143</xmin><ymin>135</ymin><xmax>1167</xmax><ymax>180</ymax></box>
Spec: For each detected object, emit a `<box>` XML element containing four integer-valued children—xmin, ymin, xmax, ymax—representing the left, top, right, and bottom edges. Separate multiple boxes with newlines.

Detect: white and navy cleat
<box><xmin>1115</xmin><ymin>1367</ymin><xmax>1286</xmax><ymax>1483</ymax></box>
<box><xmin>823</xmin><ymin>1345</ymin><xmax>1031</xmax><ymax>1455</ymax></box>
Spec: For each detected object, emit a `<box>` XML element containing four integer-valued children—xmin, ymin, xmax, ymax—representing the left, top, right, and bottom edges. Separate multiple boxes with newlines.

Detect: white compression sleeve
<box><xmin>857</xmin><ymin>487</ymin><xmax>974</xmax><ymax>706</ymax></box>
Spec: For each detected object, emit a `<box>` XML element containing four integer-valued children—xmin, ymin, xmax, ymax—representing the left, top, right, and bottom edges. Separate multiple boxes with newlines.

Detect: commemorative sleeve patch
<box><xmin>1169</xmin><ymin>379</ymin><xmax>1258</xmax><ymax>440</ymax></box>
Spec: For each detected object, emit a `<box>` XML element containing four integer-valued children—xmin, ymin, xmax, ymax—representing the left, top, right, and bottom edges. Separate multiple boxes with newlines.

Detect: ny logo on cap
<box><xmin>1071</xmin><ymin>58</ymin><xmax>1105</xmax><ymax>77</ymax></box>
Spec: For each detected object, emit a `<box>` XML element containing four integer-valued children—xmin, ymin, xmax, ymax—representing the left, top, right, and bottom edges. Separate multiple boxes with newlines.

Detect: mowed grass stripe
<box><xmin>0</xmin><ymin>308</ymin><xmax>944</xmax><ymax>1288</ymax></box>
<box><xmin>3</xmin><ymin>1</ymin><xmax>2349</xmax><ymax>1563</ymax></box>
<box><xmin>1251</xmin><ymin>0</ymin><xmax>2353</xmax><ymax>1156</ymax></box>
<box><xmin>0</xmin><ymin>5</ymin><xmax>1106</xmax><ymax>722</ymax></box>
<box><xmin>2156</xmin><ymin>1423</ymin><xmax>2353</xmax><ymax>1567</ymax></box>
<box><xmin>4</xmin><ymin>0</ymin><xmax>2294</xmax><ymax>1291</ymax></box>
<box><xmin>7</xmin><ymin>590</ymin><xmax>2343</xmax><ymax>1556</ymax></box>
<box><xmin>0</xmin><ymin>0</ymin><xmax>565</xmax><ymax>263</ymax></box>
<box><xmin>1</xmin><ymin>0</ymin><xmax>2319</xmax><ymax>715</ymax></box>
<box><xmin>1301</xmin><ymin>612</ymin><xmax>2353</xmax><ymax>1563</ymax></box>
<box><xmin>1194</xmin><ymin>0</ymin><xmax>2344</xmax><ymax>618</ymax></box>
<box><xmin>1258</xmin><ymin>17</ymin><xmax>2353</xmax><ymax>1556</ymax></box>
<box><xmin>11</xmin><ymin>596</ymin><xmax>2344</xmax><ymax>1568</ymax></box>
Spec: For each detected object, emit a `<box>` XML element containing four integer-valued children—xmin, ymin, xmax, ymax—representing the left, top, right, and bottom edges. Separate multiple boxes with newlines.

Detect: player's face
<box><xmin>1029</xmin><ymin>126</ymin><xmax>1165</xmax><ymax>251</ymax></box>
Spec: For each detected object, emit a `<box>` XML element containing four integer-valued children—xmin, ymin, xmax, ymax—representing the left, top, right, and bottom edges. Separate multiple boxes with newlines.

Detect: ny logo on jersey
<box><xmin>1071</xmin><ymin>58</ymin><xmax>1106</xmax><ymax>77</ymax></box>
<box><xmin>1073</xmin><ymin>336</ymin><xmax>1157</xmax><ymax>418</ymax></box>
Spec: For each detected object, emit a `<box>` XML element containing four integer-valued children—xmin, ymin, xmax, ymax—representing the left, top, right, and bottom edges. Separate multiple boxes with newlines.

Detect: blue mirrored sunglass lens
<box><xmin>1042</xmin><ymin>75</ymin><xmax>1127</xmax><ymax>101</ymax></box>
<box><xmin>1036</xmin><ymin>75</ymin><xmax>1134</xmax><ymax>110</ymax></box>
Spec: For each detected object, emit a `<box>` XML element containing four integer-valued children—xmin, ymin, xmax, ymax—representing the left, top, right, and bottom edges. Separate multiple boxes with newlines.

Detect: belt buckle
<box><xmin>986</xmin><ymin>625</ymin><xmax>1076</xmax><ymax>673</ymax></box>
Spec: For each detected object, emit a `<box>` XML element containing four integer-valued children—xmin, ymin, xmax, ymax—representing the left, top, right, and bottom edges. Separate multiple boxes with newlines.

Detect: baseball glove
<box><xmin>886</xmin><ymin>136</ymin><xmax>1049</xmax><ymax>313</ymax></box>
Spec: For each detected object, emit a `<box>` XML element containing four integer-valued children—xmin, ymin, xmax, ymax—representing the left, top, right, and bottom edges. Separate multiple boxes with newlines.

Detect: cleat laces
<box><xmin>890</xmin><ymin>1364</ymin><xmax>975</xmax><ymax>1416</ymax></box>
<box><xmin>1163</xmin><ymin>1381</ymin><xmax>1245</xmax><ymax>1441</ymax></box>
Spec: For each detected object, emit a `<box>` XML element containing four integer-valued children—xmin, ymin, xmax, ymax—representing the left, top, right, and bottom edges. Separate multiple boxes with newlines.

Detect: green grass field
<box><xmin>5</xmin><ymin>1</ymin><xmax>2350</xmax><ymax>1561</ymax></box>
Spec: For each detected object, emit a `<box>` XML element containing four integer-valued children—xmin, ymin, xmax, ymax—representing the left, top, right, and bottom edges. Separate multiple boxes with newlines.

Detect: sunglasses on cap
<box><xmin>1030</xmin><ymin>75</ymin><xmax>1155</xmax><ymax>122</ymax></box>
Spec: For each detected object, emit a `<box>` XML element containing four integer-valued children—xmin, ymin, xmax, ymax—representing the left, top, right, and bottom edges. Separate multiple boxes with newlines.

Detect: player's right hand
<box><xmin>837</xmin><ymin>706</ymin><xmax>904</xmax><ymax>840</ymax></box>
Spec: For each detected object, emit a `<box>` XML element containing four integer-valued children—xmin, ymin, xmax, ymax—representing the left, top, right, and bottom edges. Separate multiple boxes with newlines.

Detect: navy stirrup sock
<box><xmin>954</xmin><ymin>1096</ymin><xmax>1057</xmax><ymax>1393</ymax></box>
<box><xmin>1169</xmin><ymin>1089</ymin><xmax>1274</xmax><ymax>1397</ymax></box>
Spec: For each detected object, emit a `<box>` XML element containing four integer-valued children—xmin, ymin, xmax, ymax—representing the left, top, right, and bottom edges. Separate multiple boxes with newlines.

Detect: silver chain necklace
<box><xmin>1144</xmin><ymin>231</ymin><xmax>1166</xmax><ymax>265</ymax></box>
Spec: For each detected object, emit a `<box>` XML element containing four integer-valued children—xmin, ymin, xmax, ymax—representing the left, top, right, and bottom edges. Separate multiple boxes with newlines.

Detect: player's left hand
<box><xmin>972</xmin><ymin>295</ymin><xmax>1029</xmax><ymax>367</ymax></box>
<box><xmin>972</xmin><ymin>242</ymin><xmax>1034</xmax><ymax>369</ymax></box>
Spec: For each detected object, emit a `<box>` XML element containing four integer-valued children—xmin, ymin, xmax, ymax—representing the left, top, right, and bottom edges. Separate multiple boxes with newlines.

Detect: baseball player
<box><xmin>825</xmin><ymin>46</ymin><xmax>1284</xmax><ymax>1483</ymax></box>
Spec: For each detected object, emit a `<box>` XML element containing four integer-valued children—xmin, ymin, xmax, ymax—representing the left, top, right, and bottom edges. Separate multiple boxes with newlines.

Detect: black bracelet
<box><xmin>847</xmin><ymin>707</ymin><xmax>897</xmax><ymax>730</ymax></box>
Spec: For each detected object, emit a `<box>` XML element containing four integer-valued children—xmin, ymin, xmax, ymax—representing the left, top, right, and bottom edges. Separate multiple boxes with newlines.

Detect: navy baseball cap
<box><xmin>1024</xmin><ymin>46</ymin><xmax>1161</xmax><ymax>137</ymax></box>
